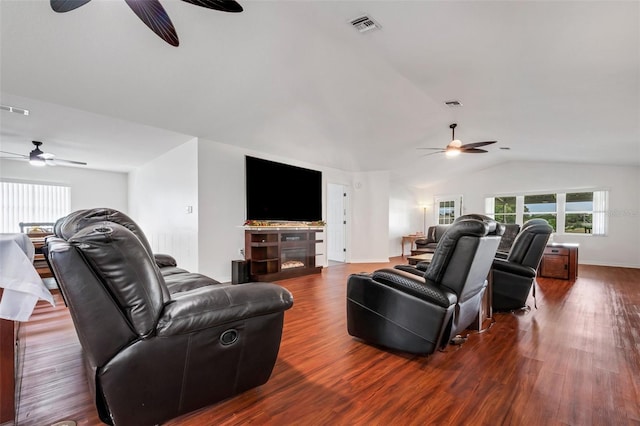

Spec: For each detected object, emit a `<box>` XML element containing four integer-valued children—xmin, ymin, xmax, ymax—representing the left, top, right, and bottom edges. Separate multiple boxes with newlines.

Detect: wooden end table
<box><xmin>401</xmin><ymin>235</ymin><xmax>424</xmax><ymax>256</ymax></box>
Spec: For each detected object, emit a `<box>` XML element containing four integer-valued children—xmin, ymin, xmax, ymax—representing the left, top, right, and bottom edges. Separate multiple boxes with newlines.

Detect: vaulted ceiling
<box><xmin>1</xmin><ymin>1</ymin><xmax>638</xmax><ymax>187</ymax></box>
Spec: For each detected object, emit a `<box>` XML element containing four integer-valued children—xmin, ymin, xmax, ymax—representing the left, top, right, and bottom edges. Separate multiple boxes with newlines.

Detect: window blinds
<box><xmin>0</xmin><ymin>181</ymin><xmax>71</xmax><ymax>233</ymax></box>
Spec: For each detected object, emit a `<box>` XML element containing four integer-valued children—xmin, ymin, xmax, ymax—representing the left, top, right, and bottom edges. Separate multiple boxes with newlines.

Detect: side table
<box><xmin>538</xmin><ymin>243</ymin><xmax>579</xmax><ymax>280</ymax></box>
<box><xmin>401</xmin><ymin>235</ymin><xmax>424</xmax><ymax>256</ymax></box>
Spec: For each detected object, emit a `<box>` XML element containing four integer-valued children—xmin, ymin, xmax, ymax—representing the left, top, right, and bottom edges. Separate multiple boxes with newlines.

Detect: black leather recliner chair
<box><xmin>347</xmin><ymin>217</ymin><xmax>502</xmax><ymax>355</ymax></box>
<box><xmin>495</xmin><ymin>223</ymin><xmax>521</xmax><ymax>258</ymax></box>
<box><xmin>45</xmin><ymin>208</ymin><xmax>294</xmax><ymax>426</ymax></box>
<box><xmin>396</xmin><ymin>214</ymin><xmax>505</xmax><ymax>276</ymax></box>
<box><xmin>491</xmin><ymin>219</ymin><xmax>553</xmax><ymax>311</ymax></box>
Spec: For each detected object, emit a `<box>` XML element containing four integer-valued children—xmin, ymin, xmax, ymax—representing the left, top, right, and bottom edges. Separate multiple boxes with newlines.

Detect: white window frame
<box><xmin>485</xmin><ymin>195</ymin><xmax>518</xmax><ymax>224</ymax></box>
<box><xmin>434</xmin><ymin>195</ymin><xmax>462</xmax><ymax>225</ymax></box>
<box><xmin>523</xmin><ymin>193</ymin><xmax>558</xmax><ymax>231</ymax></box>
<box><xmin>484</xmin><ymin>189</ymin><xmax>608</xmax><ymax>236</ymax></box>
<box><xmin>560</xmin><ymin>190</ymin><xmax>608</xmax><ymax>236</ymax></box>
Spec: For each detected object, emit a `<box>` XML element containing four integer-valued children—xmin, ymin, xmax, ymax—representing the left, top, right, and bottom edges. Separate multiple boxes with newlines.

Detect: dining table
<box><xmin>0</xmin><ymin>233</ymin><xmax>54</xmax><ymax>321</ymax></box>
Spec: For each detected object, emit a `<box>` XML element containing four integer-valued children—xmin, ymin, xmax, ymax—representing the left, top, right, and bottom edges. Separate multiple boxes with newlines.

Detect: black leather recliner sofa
<box><xmin>413</xmin><ymin>224</ymin><xmax>450</xmax><ymax>253</ymax></box>
<box><xmin>44</xmin><ymin>208</ymin><xmax>294</xmax><ymax>426</ymax></box>
<box><xmin>346</xmin><ymin>216</ymin><xmax>502</xmax><ymax>355</ymax></box>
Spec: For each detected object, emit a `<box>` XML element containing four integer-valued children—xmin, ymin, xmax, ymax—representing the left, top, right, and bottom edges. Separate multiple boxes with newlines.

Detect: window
<box><xmin>565</xmin><ymin>192</ymin><xmax>593</xmax><ymax>233</ymax></box>
<box><xmin>485</xmin><ymin>190</ymin><xmax>608</xmax><ymax>235</ymax></box>
<box><xmin>0</xmin><ymin>181</ymin><xmax>71</xmax><ymax>233</ymax></box>
<box><xmin>435</xmin><ymin>196</ymin><xmax>462</xmax><ymax>225</ymax></box>
<box><xmin>493</xmin><ymin>196</ymin><xmax>517</xmax><ymax>224</ymax></box>
<box><xmin>524</xmin><ymin>193</ymin><xmax>557</xmax><ymax>231</ymax></box>
<box><xmin>565</xmin><ymin>191</ymin><xmax>608</xmax><ymax>235</ymax></box>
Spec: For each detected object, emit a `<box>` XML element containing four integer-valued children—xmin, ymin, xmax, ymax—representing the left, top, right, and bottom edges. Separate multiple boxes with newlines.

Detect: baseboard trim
<box><xmin>579</xmin><ymin>261</ymin><xmax>640</xmax><ymax>269</ymax></box>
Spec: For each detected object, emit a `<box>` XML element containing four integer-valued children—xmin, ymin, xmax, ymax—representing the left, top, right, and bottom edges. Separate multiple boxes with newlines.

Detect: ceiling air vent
<box><xmin>1</xmin><ymin>104</ymin><xmax>30</xmax><ymax>115</ymax></box>
<box><xmin>444</xmin><ymin>100</ymin><xmax>463</xmax><ymax>108</ymax></box>
<box><xmin>350</xmin><ymin>15</ymin><xmax>381</xmax><ymax>33</ymax></box>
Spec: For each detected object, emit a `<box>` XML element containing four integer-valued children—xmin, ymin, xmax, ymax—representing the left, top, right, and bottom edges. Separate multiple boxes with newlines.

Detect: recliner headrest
<box><xmin>56</xmin><ymin>208</ymin><xmax>154</xmax><ymax>258</ymax></box>
<box><xmin>425</xmin><ymin>219</ymin><xmax>489</xmax><ymax>284</ymax></box>
<box><xmin>69</xmin><ymin>222</ymin><xmax>166</xmax><ymax>336</ymax></box>
<box><xmin>454</xmin><ymin>214</ymin><xmax>504</xmax><ymax>236</ymax></box>
<box><xmin>508</xmin><ymin>219</ymin><xmax>553</xmax><ymax>266</ymax></box>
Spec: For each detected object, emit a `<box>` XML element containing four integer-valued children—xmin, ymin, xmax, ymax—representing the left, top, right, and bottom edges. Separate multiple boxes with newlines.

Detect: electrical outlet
<box><xmin>239</xmin><ymin>248</ymin><xmax>245</xmax><ymax>257</ymax></box>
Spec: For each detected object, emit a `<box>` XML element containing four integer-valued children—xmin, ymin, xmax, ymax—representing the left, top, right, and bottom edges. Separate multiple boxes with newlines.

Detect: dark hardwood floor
<box><xmin>15</xmin><ymin>259</ymin><xmax>640</xmax><ymax>425</ymax></box>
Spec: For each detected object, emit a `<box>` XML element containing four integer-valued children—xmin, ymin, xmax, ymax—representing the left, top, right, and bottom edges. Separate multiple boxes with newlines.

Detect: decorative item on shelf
<box><xmin>26</xmin><ymin>226</ymin><xmax>54</xmax><ymax>237</ymax></box>
<box><xmin>243</xmin><ymin>220</ymin><xmax>271</xmax><ymax>227</ymax></box>
<box><xmin>243</xmin><ymin>220</ymin><xmax>326</xmax><ymax>227</ymax></box>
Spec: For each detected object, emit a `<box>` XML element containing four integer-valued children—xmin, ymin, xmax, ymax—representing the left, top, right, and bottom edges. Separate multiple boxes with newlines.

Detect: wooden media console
<box><xmin>244</xmin><ymin>228</ymin><xmax>323</xmax><ymax>281</ymax></box>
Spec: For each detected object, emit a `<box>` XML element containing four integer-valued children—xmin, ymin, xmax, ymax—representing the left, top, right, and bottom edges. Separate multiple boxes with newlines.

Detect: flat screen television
<box><xmin>245</xmin><ymin>156</ymin><xmax>322</xmax><ymax>222</ymax></box>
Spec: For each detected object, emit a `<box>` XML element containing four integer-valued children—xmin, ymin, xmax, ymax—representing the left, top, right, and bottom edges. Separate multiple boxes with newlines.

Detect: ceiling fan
<box><xmin>418</xmin><ymin>123</ymin><xmax>497</xmax><ymax>157</ymax></box>
<box><xmin>0</xmin><ymin>141</ymin><xmax>87</xmax><ymax>167</ymax></box>
<box><xmin>50</xmin><ymin>0</ymin><xmax>243</xmax><ymax>47</ymax></box>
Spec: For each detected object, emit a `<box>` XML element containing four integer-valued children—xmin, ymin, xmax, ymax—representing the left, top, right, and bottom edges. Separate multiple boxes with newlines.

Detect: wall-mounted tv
<box><xmin>245</xmin><ymin>156</ymin><xmax>322</xmax><ymax>222</ymax></box>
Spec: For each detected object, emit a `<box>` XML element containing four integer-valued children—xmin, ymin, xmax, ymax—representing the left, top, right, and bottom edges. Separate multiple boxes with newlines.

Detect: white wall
<box><xmin>350</xmin><ymin>171</ymin><xmax>390</xmax><ymax>263</ymax></box>
<box><xmin>420</xmin><ymin>161</ymin><xmax>640</xmax><ymax>268</ymax></box>
<box><xmin>196</xmin><ymin>140</ymin><xmax>246</xmax><ymax>281</ymax></box>
<box><xmin>0</xmin><ymin>159</ymin><xmax>128</xmax><ymax>213</ymax></box>
<box><xmin>128</xmin><ymin>139</ymin><xmax>199</xmax><ymax>272</ymax></box>
<box><xmin>195</xmin><ymin>140</ymin><xmax>392</xmax><ymax>280</ymax></box>
<box><xmin>388</xmin><ymin>180</ymin><xmax>422</xmax><ymax>257</ymax></box>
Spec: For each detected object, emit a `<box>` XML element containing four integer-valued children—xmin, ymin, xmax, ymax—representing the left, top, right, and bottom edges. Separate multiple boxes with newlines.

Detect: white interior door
<box><xmin>327</xmin><ymin>183</ymin><xmax>346</xmax><ymax>262</ymax></box>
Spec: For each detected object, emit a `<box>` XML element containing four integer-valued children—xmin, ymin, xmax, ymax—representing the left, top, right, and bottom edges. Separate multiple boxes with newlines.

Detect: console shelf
<box><xmin>244</xmin><ymin>229</ymin><xmax>323</xmax><ymax>281</ymax></box>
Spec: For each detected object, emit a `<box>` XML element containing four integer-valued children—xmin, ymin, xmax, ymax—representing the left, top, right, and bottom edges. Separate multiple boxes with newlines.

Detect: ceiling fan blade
<box><xmin>124</xmin><ymin>0</ymin><xmax>180</xmax><ymax>47</ymax></box>
<box><xmin>0</xmin><ymin>151</ymin><xmax>28</xmax><ymax>159</ymax></box>
<box><xmin>51</xmin><ymin>158</ymin><xmax>88</xmax><ymax>166</ymax></box>
<box><xmin>181</xmin><ymin>0</ymin><xmax>243</xmax><ymax>13</ymax></box>
<box><xmin>50</xmin><ymin>0</ymin><xmax>92</xmax><ymax>13</ymax></box>
<box><xmin>417</xmin><ymin>147</ymin><xmax>446</xmax><ymax>150</ymax></box>
<box><xmin>419</xmin><ymin>150</ymin><xmax>445</xmax><ymax>157</ymax></box>
<box><xmin>460</xmin><ymin>141</ymin><xmax>497</xmax><ymax>149</ymax></box>
<box><xmin>460</xmin><ymin>148</ymin><xmax>488</xmax><ymax>154</ymax></box>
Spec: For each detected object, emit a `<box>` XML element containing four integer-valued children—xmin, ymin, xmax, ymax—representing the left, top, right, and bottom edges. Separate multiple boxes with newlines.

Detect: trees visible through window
<box><xmin>493</xmin><ymin>196</ymin><xmax>517</xmax><ymax>224</ymax></box>
<box><xmin>524</xmin><ymin>193</ymin><xmax>557</xmax><ymax>231</ymax></box>
<box><xmin>435</xmin><ymin>196</ymin><xmax>462</xmax><ymax>225</ymax></box>
<box><xmin>485</xmin><ymin>190</ymin><xmax>608</xmax><ymax>236</ymax></box>
<box><xmin>565</xmin><ymin>192</ymin><xmax>593</xmax><ymax>234</ymax></box>
<box><xmin>438</xmin><ymin>200</ymin><xmax>456</xmax><ymax>224</ymax></box>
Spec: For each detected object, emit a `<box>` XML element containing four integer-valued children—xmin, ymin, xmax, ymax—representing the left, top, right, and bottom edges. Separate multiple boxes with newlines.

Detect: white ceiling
<box><xmin>1</xmin><ymin>1</ymin><xmax>638</xmax><ymax>186</ymax></box>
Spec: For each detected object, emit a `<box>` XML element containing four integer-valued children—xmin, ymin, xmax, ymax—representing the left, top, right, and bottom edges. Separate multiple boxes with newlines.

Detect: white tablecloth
<box><xmin>0</xmin><ymin>233</ymin><xmax>55</xmax><ymax>321</ymax></box>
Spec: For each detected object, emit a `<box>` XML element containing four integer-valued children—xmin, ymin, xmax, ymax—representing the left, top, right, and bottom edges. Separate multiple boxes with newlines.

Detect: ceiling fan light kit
<box><xmin>445</xmin><ymin>147</ymin><xmax>461</xmax><ymax>157</ymax></box>
<box><xmin>29</xmin><ymin>142</ymin><xmax>47</xmax><ymax>166</ymax></box>
<box><xmin>0</xmin><ymin>141</ymin><xmax>87</xmax><ymax>167</ymax></box>
<box><xmin>417</xmin><ymin>123</ymin><xmax>497</xmax><ymax>158</ymax></box>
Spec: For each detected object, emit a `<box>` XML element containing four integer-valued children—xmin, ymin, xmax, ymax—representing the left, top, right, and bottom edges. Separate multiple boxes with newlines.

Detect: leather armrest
<box><xmin>415</xmin><ymin>261</ymin><xmax>430</xmax><ymax>271</ymax></box>
<box><xmin>157</xmin><ymin>283</ymin><xmax>293</xmax><ymax>336</ymax></box>
<box><xmin>372</xmin><ymin>268</ymin><xmax>456</xmax><ymax>308</ymax></box>
<box><xmin>394</xmin><ymin>264</ymin><xmax>424</xmax><ymax>277</ymax></box>
<box><xmin>494</xmin><ymin>251</ymin><xmax>509</xmax><ymax>260</ymax></box>
<box><xmin>154</xmin><ymin>253</ymin><xmax>177</xmax><ymax>268</ymax></box>
<box><xmin>492</xmin><ymin>259</ymin><xmax>536</xmax><ymax>278</ymax></box>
